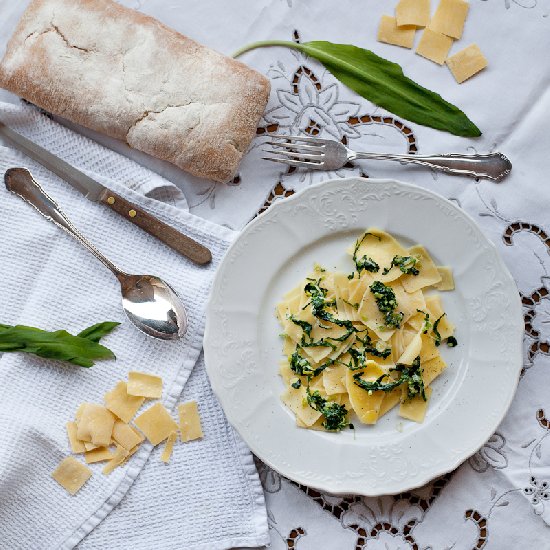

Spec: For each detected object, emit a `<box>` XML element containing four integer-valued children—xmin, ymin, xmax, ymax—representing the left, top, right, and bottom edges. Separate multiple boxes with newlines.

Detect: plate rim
<box><xmin>204</xmin><ymin>176</ymin><xmax>523</xmax><ymax>496</ymax></box>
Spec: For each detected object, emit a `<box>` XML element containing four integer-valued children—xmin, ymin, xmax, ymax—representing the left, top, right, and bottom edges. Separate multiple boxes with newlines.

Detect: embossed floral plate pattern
<box><xmin>204</xmin><ymin>177</ymin><xmax>523</xmax><ymax>496</ymax></box>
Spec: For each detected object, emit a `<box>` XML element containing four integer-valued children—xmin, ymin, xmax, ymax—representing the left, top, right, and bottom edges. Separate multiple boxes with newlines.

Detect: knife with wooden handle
<box><xmin>0</xmin><ymin>121</ymin><xmax>212</xmax><ymax>265</ymax></box>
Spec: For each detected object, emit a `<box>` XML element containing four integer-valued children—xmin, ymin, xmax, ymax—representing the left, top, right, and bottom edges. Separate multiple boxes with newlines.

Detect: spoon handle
<box><xmin>5</xmin><ymin>167</ymin><xmax>122</xmax><ymax>276</ymax></box>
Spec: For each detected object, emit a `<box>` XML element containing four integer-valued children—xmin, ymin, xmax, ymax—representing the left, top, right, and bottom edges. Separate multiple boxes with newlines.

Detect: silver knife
<box><xmin>0</xmin><ymin>121</ymin><xmax>212</xmax><ymax>265</ymax></box>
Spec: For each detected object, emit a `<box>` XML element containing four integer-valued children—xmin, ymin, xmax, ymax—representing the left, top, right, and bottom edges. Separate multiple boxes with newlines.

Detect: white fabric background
<box><xmin>2</xmin><ymin>0</ymin><xmax>550</xmax><ymax>548</ymax></box>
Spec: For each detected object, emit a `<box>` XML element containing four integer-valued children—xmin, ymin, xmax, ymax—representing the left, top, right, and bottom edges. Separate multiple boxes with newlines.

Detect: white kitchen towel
<box><xmin>0</xmin><ymin>103</ymin><xmax>268</xmax><ymax>550</ymax></box>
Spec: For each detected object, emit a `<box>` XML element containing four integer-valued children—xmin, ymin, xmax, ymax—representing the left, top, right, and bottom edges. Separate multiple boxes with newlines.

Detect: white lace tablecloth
<box><xmin>2</xmin><ymin>0</ymin><xmax>550</xmax><ymax>548</ymax></box>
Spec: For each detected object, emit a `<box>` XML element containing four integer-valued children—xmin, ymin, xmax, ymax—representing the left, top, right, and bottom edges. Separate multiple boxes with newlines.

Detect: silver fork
<box><xmin>263</xmin><ymin>135</ymin><xmax>512</xmax><ymax>182</ymax></box>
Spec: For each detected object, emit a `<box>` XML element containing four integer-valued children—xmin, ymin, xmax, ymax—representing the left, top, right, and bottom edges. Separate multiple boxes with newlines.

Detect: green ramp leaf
<box><xmin>0</xmin><ymin>322</ymin><xmax>119</xmax><ymax>367</ymax></box>
<box><xmin>233</xmin><ymin>40</ymin><xmax>481</xmax><ymax>137</ymax></box>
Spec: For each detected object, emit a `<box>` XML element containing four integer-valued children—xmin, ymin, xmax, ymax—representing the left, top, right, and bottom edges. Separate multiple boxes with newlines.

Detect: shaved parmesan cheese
<box><xmin>420</xmin><ymin>333</ymin><xmax>440</xmax><ymax>362</ymax></box>
<box><xmin>426</xmin><ymin>295</ymin><xmax>455</xmax><ymax>339</ymax></box>
<box><xmin>76</xmin><ymin>403</ymin><xmax>115</xmax><ymax>447</ymax></box>
<box><xmin>406</xmin><ymin>311</ymin><xmax>425</xmax><ymax>333</ymax></box>
<box><xmin>323</xmin><ymin>364</ymin><xmax>348</xmax><ymax>395</ymax></box>
<box><xmin>104</xmin><ymin>381</ymin><xmax>145</xmax><ymax>423</ymax></box>
<box><xmin>447</xmin><ymin>44</ymin><xmax>488</xmax><ymax>83</ymax></box>
<box><xmin>102</xmin><ymin>444</ymin><xmax>129</xmax><ymax>475</ymax></box>
<box><xmin>422</xmin><ymin>355</ymin><xmax>447</xmax><ymax>385</ymax></box>
<box><xmin>125</xmin><ymin>443</ymin><xmax>141</xmax><ymax>461</ymax></box>
<box><xmin>285</xmin><ymin>308</ymin><xmax>316</xmax><ymax>346</ymax></box>
<box><xmin>281</xmin><ymin>385</ymin><xmax>322</xmax><ymax>426</ymax></box>
<box><xmin>400</xmin><ymin>386</ymin><xmax>433</xmax><ymax>422</ymax></box>
<box><xmin>434</xmin><ymin>267</ymin><xmax>455</xmax><ymax>290</ymax></box>
<box><xmin>346</xmin><ymin>362</ymin><xmax>387</xmax><ymax>424</ymax></box>
<box><xmin>52</xmin><ymin>456</ymin><xmax>92</xmax><ymax>495</ymax></box>
<box><xmin>378</xmin><ymin>387</ymin><xmax>402</xmax><ymax>417</ymax></box>
<box><xmin>358</xmin><ymin>288</ymin><xmax>395</xmax><ymax>342</ymax></box>
<box><xmin>85</xmin><ymin>446</ymin><xmax>115</xmax><ymax>464</ymax></box>
<box><xmin>352</xmin><ymin>228</ymin><xmax>409</xmax><ymax>284</ymax></box>
<box><xmin>416</xmin><ymin>28</ymin><xmax>454</xmax><ymax>65</ymax></box>
<box><xmin>178</xmin><ymin>401</ymin><xmax>204</xmax><ymax>442</ymax></box>
<box><xmin>112</xmin><ymin>420</ymin><xmax>144</xmax><ymax>451</ymax></box>
<box><xmin>279</xmin><ymin>361</ymin><xmax>300</xmax><ymax>386</ymax></box>
<box><xmin>397</xmin><ymin>332</ymin><xmax>422</xmax><ymax>365</ymax></box>
<box><xmin>396</xmin><ymin>0</ymin><xmax>431</xmax><ymax>27</ymax></box>
<box><xmin>66</xmin><ymin>422</ymin><xmax>85</xmax><ymax>454</ymax></box>
<box><xmin>401</xmin><ymin>245</ymin><xmax>442</xmax><ymax>293</ymax></box>
<box><xmin>282</xmin><ymin>335</ymin><xmax>295</xmax><ymax>356</ymax></box>
<box><xmin>75</xmin><ymin>404</ymin><xmax>85</xmax><ymax>422</ymax></box>
<box><xmin>377</xmin><ymin>15</ymin><xmax>416</xmax><ymax>49</ymax></box>
<box><xmin>430</xmin><ymin>0</ymin><xmax>469</xmax><ymax>39</ymax></box>
<box><xmin>391</xmin><ymin>282</ymin><xmax>426</xmax><ymax>322</ymax></box>
<box><xmin>348</xmin><ymin>274</ymin><xmax>374</xmax><ymax>304</ymax></box>
<box><xmin>161</xmin><ymin>431</ymin><xmax>177</xmax><ymax>463</ymax></box>
<box><xmin>127</xmin><ymin>371</ymin><xmax>163</xmax><ymax>399</ymax></box>
<box><xmin>134</xmin><ymin>403</ymin><xmax>178</xmax><ymax>446</ymax></box>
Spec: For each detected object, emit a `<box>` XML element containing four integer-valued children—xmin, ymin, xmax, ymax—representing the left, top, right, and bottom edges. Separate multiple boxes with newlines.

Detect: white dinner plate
<box><xmin>204</xmin><ymin>177</ymin><xmax>523</xmax><ymax>496</ymax></box>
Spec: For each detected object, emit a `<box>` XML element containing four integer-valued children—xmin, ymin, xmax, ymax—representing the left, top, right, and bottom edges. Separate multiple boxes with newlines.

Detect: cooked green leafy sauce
<box><xmin>306</xmin><ymin>388</ymin><xmax>349</xmax><ymax>431</ymax></box>
<box><xmin>289</xmin><ymin>349</ymin><xmax>315</xmax><ymax>376</ymax></box>
<box><xmin>369</xmin><ymin>281</ymin><xmax>404</xmax><ymax>329</ymax></box>
<box><xmin>353</xmin><ymin>356</ymin><xmax>426</xmax><ymax>401</ymax></box>
<box><xmin>417</xmin><ymin>309</ymin><xmax>432</xmax><ymax>334</ymax></box>
<box><xmin>382</xmin><ymin>255</ymin><xmax>420</xmax><ymax>276</ymax></box>
<box><xmin>350</xmin><ymin>232</ymin><xmax>381</xmax><ymax>279</ymax></box>
<box><xmin>447</xmin><ymin>336</ymin><xmax>458</xmax><ymax>347</ymax></box>
<box><xmin>432</xmin><ymin>313</ymin><xmax>445</xmax><ymax>346</ymax></box>
<box><xmin>356</xmin><ymin>332</ymin><xmax>391</xmax><ymax>359</ymax></box>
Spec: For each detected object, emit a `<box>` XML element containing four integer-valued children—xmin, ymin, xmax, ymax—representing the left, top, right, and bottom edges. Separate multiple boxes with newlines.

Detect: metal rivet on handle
<box><xmin>107</xmin><ymin>196</ymin><xmax>115</xmax><ymax>204</ymax></box>
<box><xmin>128</xmin><ymin>209</ymin><xmax>137</xmax><ymax>218</ymax></box>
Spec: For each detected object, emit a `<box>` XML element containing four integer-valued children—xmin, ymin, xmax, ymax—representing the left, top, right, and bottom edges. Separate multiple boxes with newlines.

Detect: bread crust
<box><xmin>0</xmin><ymin>0</ymin><xmax>270</xmax><ymax>182</ymax></box>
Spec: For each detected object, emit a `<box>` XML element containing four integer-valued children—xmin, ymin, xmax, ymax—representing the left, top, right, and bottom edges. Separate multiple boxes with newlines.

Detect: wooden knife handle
<box><xmin>99</xmin><ymin>190</ymin><xmax>212</xmax><ymax>265</ymax></box>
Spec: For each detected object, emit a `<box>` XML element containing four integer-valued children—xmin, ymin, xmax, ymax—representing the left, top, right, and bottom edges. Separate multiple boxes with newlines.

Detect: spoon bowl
<box><xmin>118</xmin><ymin>274</ymin><xmax>187</xmax><ymax>340</ymax></box>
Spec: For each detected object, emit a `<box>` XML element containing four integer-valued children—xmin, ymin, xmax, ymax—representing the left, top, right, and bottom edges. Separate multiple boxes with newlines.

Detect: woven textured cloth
<box><xmin>0</xmin><ymin>102</ymin><xmax>268</xmax><ymax>549</ymax></box>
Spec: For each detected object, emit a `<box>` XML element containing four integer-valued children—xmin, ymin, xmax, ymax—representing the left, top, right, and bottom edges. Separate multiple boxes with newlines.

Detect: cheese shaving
<box><xmin>102</xmin><ymin>444</ymin><xmax>129</xmax><ymax>475</ymax></box>
<box><xmin>76</xmin><ymin>403</ymin><xmax>115</xmax><ymax>447</ymax></box>
<box><xmin>377</xmin><ymin>15</ymin><xmax>416</xmax><ymax>49</ymax></box>
<box><xmin>104</xmin><ymin>381</ymin><xmax>145</xmax><ymax>423</ymax></box>
<box><xmin>446</xmin><ymin>44</ymin><xmax>488</xmax><ymax>83</ymax></box>
<box><xmin>134</xmin><ymin>402</ymin><xmax>179</xmax><ymax>446</ymax></box>
<box><xmin>85</xmin><ymin>446</ymin><xmax>115</xmax><ymax>464</ymax></box>
<box><xmin>396</xmin><ymin>0</ymin><xmax>431</xmax><ymax>27</ymax></box>
<box><xmin>66</xmin><ymin>422</ymin><xmax>85</xmax><ymax>454</ymax></box>
<box><xmin>112</xmin><ymin>420</ymin><xmax>144</xmax><ymax>450</ymax></box>
<box><xmin>178</xmin><ymin>401</ymin><xmax>204</xmax><ymax>442</ymax></box>
<box><xmin>416</xmin><ymin>28</ymin><xmax>454</xmax><ymax>65</ymax></box>
<box><xmin>52</xmin><ymin>456</ymin><xmax>92</xmax><ymax>495</ymax></box>
<box><xmin>161</xmin><ymin>431</ymin><xmax>177</xmax><ymax>463</ymax></box>
<box><xmin>430</xmin><ymin>0</ymin><xmax>469</xmax><ymax>39</ymax></box>
<box><xmin>127</xmin><ymin>371</ymin><xmax>163</xmax><ymax>399</ymax></box>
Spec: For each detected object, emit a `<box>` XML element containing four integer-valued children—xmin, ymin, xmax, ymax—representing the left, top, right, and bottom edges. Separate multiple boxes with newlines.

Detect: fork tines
<box><xmin>262</xmin><ymin>134</ymin><xmax>326</xmax><ymax>168</ymax></box>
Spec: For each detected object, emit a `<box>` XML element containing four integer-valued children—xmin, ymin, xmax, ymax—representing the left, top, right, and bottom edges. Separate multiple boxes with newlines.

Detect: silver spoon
<box><xmin>4</xmin><ymin>167</ymin><xmax>187</xmax><ymax>340</ymax></box>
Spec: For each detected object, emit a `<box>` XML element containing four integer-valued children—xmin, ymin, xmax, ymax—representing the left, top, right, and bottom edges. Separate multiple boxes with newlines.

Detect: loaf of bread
<box><xmin>0</xmin><ymin>0</ymin><xmax>270</xmax><ymax>182</ymax></box>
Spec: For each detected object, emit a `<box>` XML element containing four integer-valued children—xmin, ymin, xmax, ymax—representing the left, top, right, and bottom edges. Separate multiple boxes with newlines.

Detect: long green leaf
<box><xmin>0</xmin><ymin>322</ymin><xmax>119</xmax><ymax>367</ymax></box>
<box><xmin>233</xmin><ymin>40</ymin><xmax>481</xmax><ymax>137</ymax></box>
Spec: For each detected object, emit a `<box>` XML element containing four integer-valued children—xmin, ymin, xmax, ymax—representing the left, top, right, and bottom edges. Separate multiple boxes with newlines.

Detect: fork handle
<box><xmin>353</xmin><ymin>152</ymin><xmax>512</xmax><ymax>182</ymax></box>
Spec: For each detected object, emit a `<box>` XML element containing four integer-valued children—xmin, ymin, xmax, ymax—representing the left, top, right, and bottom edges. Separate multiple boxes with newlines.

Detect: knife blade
<box><xmin>0</xmin><ymin>121</ymin><xmax>212</xmax><ymax>265</ymax></box>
